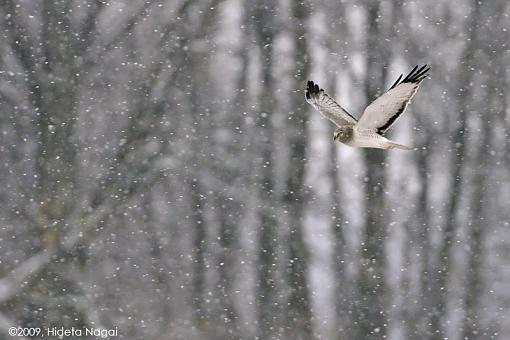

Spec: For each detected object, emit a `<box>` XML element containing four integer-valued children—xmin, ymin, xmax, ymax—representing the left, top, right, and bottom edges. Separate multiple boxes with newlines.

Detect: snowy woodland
<box><xmin>0</xmin><ymin>0</ymin><xmax>509</xmax><ymax>339</ymax></box>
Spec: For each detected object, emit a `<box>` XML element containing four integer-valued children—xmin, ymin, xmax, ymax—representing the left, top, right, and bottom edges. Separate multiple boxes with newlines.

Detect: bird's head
<box><xmin>333</xmin><ymin>131</ymin><xmax>340</xmax><ymax>141</ymax></box>
<box><xmin>333</xmin><ymin>130</ymin><xmax>341</xmax><ymax>141</ymax></box>
<box><xmin>333</xmin><ymin>126</ymin><xmax>352</xmax><ymax>142</ymax></box>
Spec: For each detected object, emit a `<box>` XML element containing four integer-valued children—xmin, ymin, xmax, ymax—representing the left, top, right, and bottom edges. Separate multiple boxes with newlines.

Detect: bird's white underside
<box><xmin>345</xmin><ymin>128</ymin><xmax>409</xmax><ymax>149</ymax></box>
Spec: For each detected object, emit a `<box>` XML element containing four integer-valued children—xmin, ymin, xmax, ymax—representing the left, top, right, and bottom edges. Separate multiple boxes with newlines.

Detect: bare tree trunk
<box><xmin>250</xmin><ymin>2</ymin><xmax>278</xmax><ymax>338</ymax></box>
<box><xmin>283</xmin><ymin>1</ymin><xmax>313</xmax><ymax>339</ymax></box>
<box><xmin>357</xmin><ymin>2</ymin><xmax>391</xmax><ymax>337</ymax></box>
<box><xmin>430</xmin><ymin>2</ymin><xmax>480</xmax><ymax>337</ymax></box>
<box><xmin>413</xmin><ymin>142</ymin><xmax>433</xmax><ymax>340</ymax></box>
<box><xmin>462</xmin><ymin>60</ymin><xmax>505</xmax><ymax>340</ymax></box>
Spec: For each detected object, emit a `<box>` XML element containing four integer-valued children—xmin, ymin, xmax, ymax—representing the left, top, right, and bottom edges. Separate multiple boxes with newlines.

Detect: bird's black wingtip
<box><xmin>402</xmin><ymin>64</ymin><xmax>431</xmax><ymax>84</ymax></box>
<box><xmin>306</xmin><ymin>80</ymin><xmax>321</xmax><ymax>97</ymax></box>
<box><xmin>305</xmin><ymin>80</ymin><xmax>312</xmax><ymax>99</ymax></box>
<box><xmin>388</xmin><ymin>64</ymin><xmax>430</xmax><ymax>90</ymax></box>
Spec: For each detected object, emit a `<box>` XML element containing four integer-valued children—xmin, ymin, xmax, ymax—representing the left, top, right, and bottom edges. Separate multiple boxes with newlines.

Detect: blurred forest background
<box><xmin>0</xmin><ymin>0</ymin><xmax>509</xmax><ymax>339</ymax></box>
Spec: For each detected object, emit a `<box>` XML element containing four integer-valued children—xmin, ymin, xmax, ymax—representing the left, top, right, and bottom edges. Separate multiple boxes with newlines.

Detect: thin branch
<box><xmin>0</xmin><ymin>251</ymin><xmax>55</xmax><ymax>304</ymax></box>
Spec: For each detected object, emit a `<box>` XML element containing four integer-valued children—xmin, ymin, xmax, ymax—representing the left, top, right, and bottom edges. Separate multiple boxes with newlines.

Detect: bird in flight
<box><xmin>305</xmin><ymin>64</ymin><xmax>430</xmax><ymax>150</ymax></box>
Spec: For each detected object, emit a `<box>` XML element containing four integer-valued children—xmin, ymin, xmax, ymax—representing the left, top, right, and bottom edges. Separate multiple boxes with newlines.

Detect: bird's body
<box><xmin>305</xmin><ymin>65</ymin><xmax>430</xmax><ymax>150</ymax></box>
<box><xmin>337</xmin><ymin>126</ymin><xmax>413</xmax><ymax>150</ymax></box>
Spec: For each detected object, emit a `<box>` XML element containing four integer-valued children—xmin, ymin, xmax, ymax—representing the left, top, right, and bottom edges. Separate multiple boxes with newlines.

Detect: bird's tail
<box><xmin>387</xmin><ymin>141</ymin><xmax>414</xmax><ymax>150</ymax></box>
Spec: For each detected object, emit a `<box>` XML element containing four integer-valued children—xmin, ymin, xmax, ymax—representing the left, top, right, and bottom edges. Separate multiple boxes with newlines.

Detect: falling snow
<box><xmin>0</xmin><ymin>1</ymin><xmax>509</xmax><ymax>339</ymax></box>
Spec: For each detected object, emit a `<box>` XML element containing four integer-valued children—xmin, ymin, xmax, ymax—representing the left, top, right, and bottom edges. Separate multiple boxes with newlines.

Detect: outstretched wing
<box><xmin>305</xmin><ymin>81</ymin><xmax>357</xmax><ymax>127</ymax></box>
<box><xmin>356</xmin><ymin>64</ymin><xmax>430</xmax><ymax>135</ymax></box>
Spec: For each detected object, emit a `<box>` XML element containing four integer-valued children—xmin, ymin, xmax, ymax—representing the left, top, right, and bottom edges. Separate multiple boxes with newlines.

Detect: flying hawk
<box><xmin>305</xmin><ymin>64</ymin><xmax>430</xmax><ymax>150</ymax></box>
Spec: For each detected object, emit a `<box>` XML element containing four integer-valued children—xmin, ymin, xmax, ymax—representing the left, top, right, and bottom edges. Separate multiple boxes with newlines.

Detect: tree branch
<box><xmin>0</xmin><ymin>251</ymin><xmax>55</xmax><ymax>304</ymax></box>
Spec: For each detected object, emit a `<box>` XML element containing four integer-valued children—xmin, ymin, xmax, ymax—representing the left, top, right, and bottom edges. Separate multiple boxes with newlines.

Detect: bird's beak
<box><xmin>333</xmin><ymin>132</ymin><xmax>339</xmax><ymax>140</ymax></box>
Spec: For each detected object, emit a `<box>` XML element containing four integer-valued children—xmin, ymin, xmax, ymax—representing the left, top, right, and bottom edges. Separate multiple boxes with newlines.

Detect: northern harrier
<box><xmin>305</xmin><ymin>65</ymin><xmax>430</xmax><ymax>150</ymax></box>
